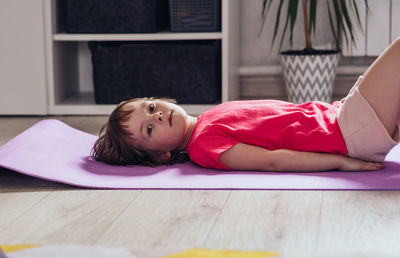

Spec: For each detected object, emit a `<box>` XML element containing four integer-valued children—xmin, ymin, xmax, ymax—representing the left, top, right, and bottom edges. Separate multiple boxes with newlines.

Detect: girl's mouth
<box><xmin>169</xmin><ymin>110</ymin><xmax>173</xmax><ymax>126</ymax></box>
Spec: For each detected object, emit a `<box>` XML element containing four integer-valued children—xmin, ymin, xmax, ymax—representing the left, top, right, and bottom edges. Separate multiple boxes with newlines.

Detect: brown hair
<box><xmin>91</xmin><ymin>97</ymin><xmax>189</xmax><ymax>166</ymax></box>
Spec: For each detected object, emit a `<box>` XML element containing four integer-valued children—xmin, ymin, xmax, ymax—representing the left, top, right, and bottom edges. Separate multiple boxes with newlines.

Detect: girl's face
<box><xmin>122</xmin><ymin>99</ymin><xmax>193</xmax><ymax>152</ymax></box>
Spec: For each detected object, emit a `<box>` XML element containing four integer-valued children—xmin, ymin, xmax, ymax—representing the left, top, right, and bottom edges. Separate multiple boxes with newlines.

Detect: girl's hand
<box><xmin>338</xmin><ymin>156</ymin><xmax>385</xmax><ymax>171</ymax></box>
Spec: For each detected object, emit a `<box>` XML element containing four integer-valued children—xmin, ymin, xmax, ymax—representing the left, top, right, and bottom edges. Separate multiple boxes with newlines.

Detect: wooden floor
<box><xmin>1</xmin><ymin>116</ymin><xmax>400</xmax><ymax>258</ymax></box>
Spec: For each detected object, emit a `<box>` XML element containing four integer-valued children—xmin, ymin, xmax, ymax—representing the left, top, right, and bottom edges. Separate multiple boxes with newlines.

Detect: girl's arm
<box><xmin>218</xmin><ymin>143</ymin><xmax>385</xmax><ymax>172</ymax></box>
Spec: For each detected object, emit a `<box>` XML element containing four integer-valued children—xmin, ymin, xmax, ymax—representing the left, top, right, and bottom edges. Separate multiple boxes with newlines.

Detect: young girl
<box><xmin>92</xmin><ymin>37</ymin><xmax>400</xmax><ymax>172</ymax></box>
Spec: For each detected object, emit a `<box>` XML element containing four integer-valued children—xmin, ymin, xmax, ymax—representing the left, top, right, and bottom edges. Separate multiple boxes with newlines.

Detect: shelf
<box><xmin>53</xmin><ymin>32</ymin><xmax>223</xmax><ymax>41</ymax></box>
<box><xmin>45</xmin><ymin>0</ymin><xmax>240</xmax><ymax>115</ymax></box>
<box><xmin>49</xmin><ymin>103</ymin><xmax>216</xmax><ymax>115</ymax></box>
<box><xmin>49</xmin><ymin>92</ymin><xmax>216</xmax><ymax>115</ymax></box>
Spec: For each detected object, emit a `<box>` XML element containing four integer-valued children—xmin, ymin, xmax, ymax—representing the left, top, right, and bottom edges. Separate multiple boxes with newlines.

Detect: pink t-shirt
<box><xmin>186</xmin><ymin>100</ymin><xmax>347</xmax><ymax>170</ymax></box>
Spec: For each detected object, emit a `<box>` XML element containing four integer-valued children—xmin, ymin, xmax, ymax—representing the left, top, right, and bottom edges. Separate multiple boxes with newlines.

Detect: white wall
<box><xmin>0</xmin><ymin>0</ymin><xmax>47</xmax><ymax>114</ymax></box>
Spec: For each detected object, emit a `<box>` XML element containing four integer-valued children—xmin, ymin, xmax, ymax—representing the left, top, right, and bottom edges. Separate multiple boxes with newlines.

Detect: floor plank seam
<box><xmin>315</xmin><ymin>191</ymin><xmax>324</xmax><ymax>253</ymax></box>
<box><xmin>202</xmin><ymin>191</ymin><xmax>232</xmax><ymax>246</ymax></box>
<box><xmin>2</xmin><ymin>185</ymin><xmax>59</xmax><ymax>232</ymax></box>
<box><xmin>92</xmin><ymin>190</ymin><xmax>143</xmax><ymax>245</ymax></box>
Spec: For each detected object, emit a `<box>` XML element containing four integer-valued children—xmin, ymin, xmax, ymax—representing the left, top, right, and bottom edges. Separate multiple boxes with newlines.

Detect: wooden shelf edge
<box><xmin>53</xmin><ymin>32</ymin><xmax>223</xmax><ymax>41</ymax></box>
<box><xmin>48</xmin><ymin>104</ymin><xmax>216</xmax><ymax>115</ymax></box>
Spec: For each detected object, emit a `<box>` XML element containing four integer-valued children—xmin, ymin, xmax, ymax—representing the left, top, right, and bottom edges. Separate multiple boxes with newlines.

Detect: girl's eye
<box><xmin>147</xmin><ymin>124</ymin><xmax>153</xmax><ymax>135</ymax></box>
<box><xmin>149</xmin><ymin>103</ymin><xmax>155</xmax><ymax>113</ymax></box>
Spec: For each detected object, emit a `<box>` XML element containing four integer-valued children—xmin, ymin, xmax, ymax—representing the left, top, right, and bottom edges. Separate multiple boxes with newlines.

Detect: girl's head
<box><xmin>91</xmin><ymin>97</ymin><xmax>196</xmax><ymax>166</ymax></box>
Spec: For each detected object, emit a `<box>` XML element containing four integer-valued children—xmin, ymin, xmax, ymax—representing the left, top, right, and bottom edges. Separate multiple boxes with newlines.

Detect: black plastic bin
<box><xmin>64</xmin><ymin>0</ymin><xmax>169</xmax><ymax>33</ymax></box>
<box><xmin>89</xmin><ymin>41</ymin><xmax>221</xmax><ymax>104</ymax></box>
<box><xmin>169</xmin><ymin>0</ymin><xmax>221</xmax><ymax>32</ymax></box>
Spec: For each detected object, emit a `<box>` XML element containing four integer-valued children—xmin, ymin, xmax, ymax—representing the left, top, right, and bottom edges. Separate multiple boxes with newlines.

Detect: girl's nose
<box><xmin>153</xmin><ymin>111</ymin><xmax>163</xmax><ymax>123</ymax></box>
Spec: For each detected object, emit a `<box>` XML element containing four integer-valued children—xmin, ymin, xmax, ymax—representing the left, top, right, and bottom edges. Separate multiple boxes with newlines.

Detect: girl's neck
<box><xmin>178</xmin><ymin>115</ymin><xmax>197</xmax><ymax>150</ymax></box>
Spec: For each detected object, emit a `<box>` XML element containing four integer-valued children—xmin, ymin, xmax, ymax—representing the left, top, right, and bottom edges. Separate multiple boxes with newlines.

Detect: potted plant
<box><xmin>261</xmin><ymin>0</ymin><xmax>368</xmax><ymax>103</ymax></box>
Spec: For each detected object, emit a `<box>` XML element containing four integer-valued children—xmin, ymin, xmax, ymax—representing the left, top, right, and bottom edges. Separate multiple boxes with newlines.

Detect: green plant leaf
<box><xmin>340</xmin><ymin>0</ymin><xmax>356</xmax><ymax>46</ymax></box>
<box><xmin>333</xmin><ymin>0</ymin><xmax>347</xmax><ymax>50</ymax></box>
<box><xmin>352</xmin><ymin>0</ymin><xmax>362</xmax><ymax>30</ymax></box>
<box><xmin>260</xmin><ymin>0</ymin><xmax>285</xmax><ymax>52</ymax></box>
<box><xmin>309</xmin><ymin>0</ymin><xmax>317</xmax><ymax>35</ymax></box>
<box><xmin>327</xmin><ymin>1</ymin><xmax>339</xmax><ymax>48</ymax></box>
<box><xmin>260</xmin><ymin>0</ymin><xmax>272</xmax><ymax>34</ymax></box>
<box><xmin>279</xmin><ymin>5</ymin><xmax>291</xmax><ymax>50</ymax></box>
<box><xmin>272</xmin><ymin>0</ymin><xmax>286</xmax><ymax>50</ymax></box>
<box><xmin>288</xmin><ymin>0</ymin><xmax>300</xmax><ymax>47</ymax></box>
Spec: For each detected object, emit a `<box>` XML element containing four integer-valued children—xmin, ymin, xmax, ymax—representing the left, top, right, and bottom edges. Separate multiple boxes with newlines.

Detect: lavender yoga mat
<box><xmin>1</xmin><ymin>119</ymin><xmax>400</xmax><ymax>190</ymax></box>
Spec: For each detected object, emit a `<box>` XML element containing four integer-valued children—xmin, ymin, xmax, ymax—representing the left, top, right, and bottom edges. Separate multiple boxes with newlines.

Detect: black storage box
<box><xmin>169</xmin><ymin>0</ymin><xmax>221</xmax><ymax>32</ymax></box>
<box><xmin>64</xmin><ymin>0</ymin><xmax>169</xmax><ymax>33</ymax></box>
<box><xmin>89</xmin><ymin>41</ymin><xmax>221</xmax><ymax>104</ymax></box>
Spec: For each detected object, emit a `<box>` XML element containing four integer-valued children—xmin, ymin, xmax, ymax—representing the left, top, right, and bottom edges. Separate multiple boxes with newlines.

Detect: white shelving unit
<box><xmin>44</xmin><ymin>0</ymin><xmax>239</xmax><ymax>115</ymax></box>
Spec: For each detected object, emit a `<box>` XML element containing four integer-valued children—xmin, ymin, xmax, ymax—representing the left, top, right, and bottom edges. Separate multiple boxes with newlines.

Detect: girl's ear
<box><xmin>155</xmin><ymin>151</ymin><xmax>171</xmax><ymax>163</ymax></box>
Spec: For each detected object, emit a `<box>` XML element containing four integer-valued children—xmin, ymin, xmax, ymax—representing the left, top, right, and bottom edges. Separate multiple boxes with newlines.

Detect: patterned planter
<box><xmin>280</xmin><ymin>51</ymin><xmax>340</xmax><ymax>104</ymax></box>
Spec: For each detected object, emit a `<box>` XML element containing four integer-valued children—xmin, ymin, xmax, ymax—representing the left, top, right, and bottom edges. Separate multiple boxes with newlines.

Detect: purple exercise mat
<box><xmin>1</xmin><ymin>119</ymin><xmax>400</xmax><ymax>190</ymax></box>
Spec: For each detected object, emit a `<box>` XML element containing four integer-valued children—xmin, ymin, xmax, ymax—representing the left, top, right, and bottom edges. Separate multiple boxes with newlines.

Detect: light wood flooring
<box><xmin>1</xmin><ymin>116</ymin><xmax>400</xmax><ymax>258</ymax></box>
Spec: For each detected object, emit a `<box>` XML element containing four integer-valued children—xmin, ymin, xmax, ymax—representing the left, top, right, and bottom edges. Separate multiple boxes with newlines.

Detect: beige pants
<box><xmin>337</xmin><ymin>76</ymin><xmax>399</xmax><ymax>162</ymax></box>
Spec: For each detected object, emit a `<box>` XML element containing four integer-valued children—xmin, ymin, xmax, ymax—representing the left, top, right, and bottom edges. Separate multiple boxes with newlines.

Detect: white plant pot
<box><xmin>280</xmin><ymin>52</ymin><xmax>340</xmax><ymax>104</ymax></box>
